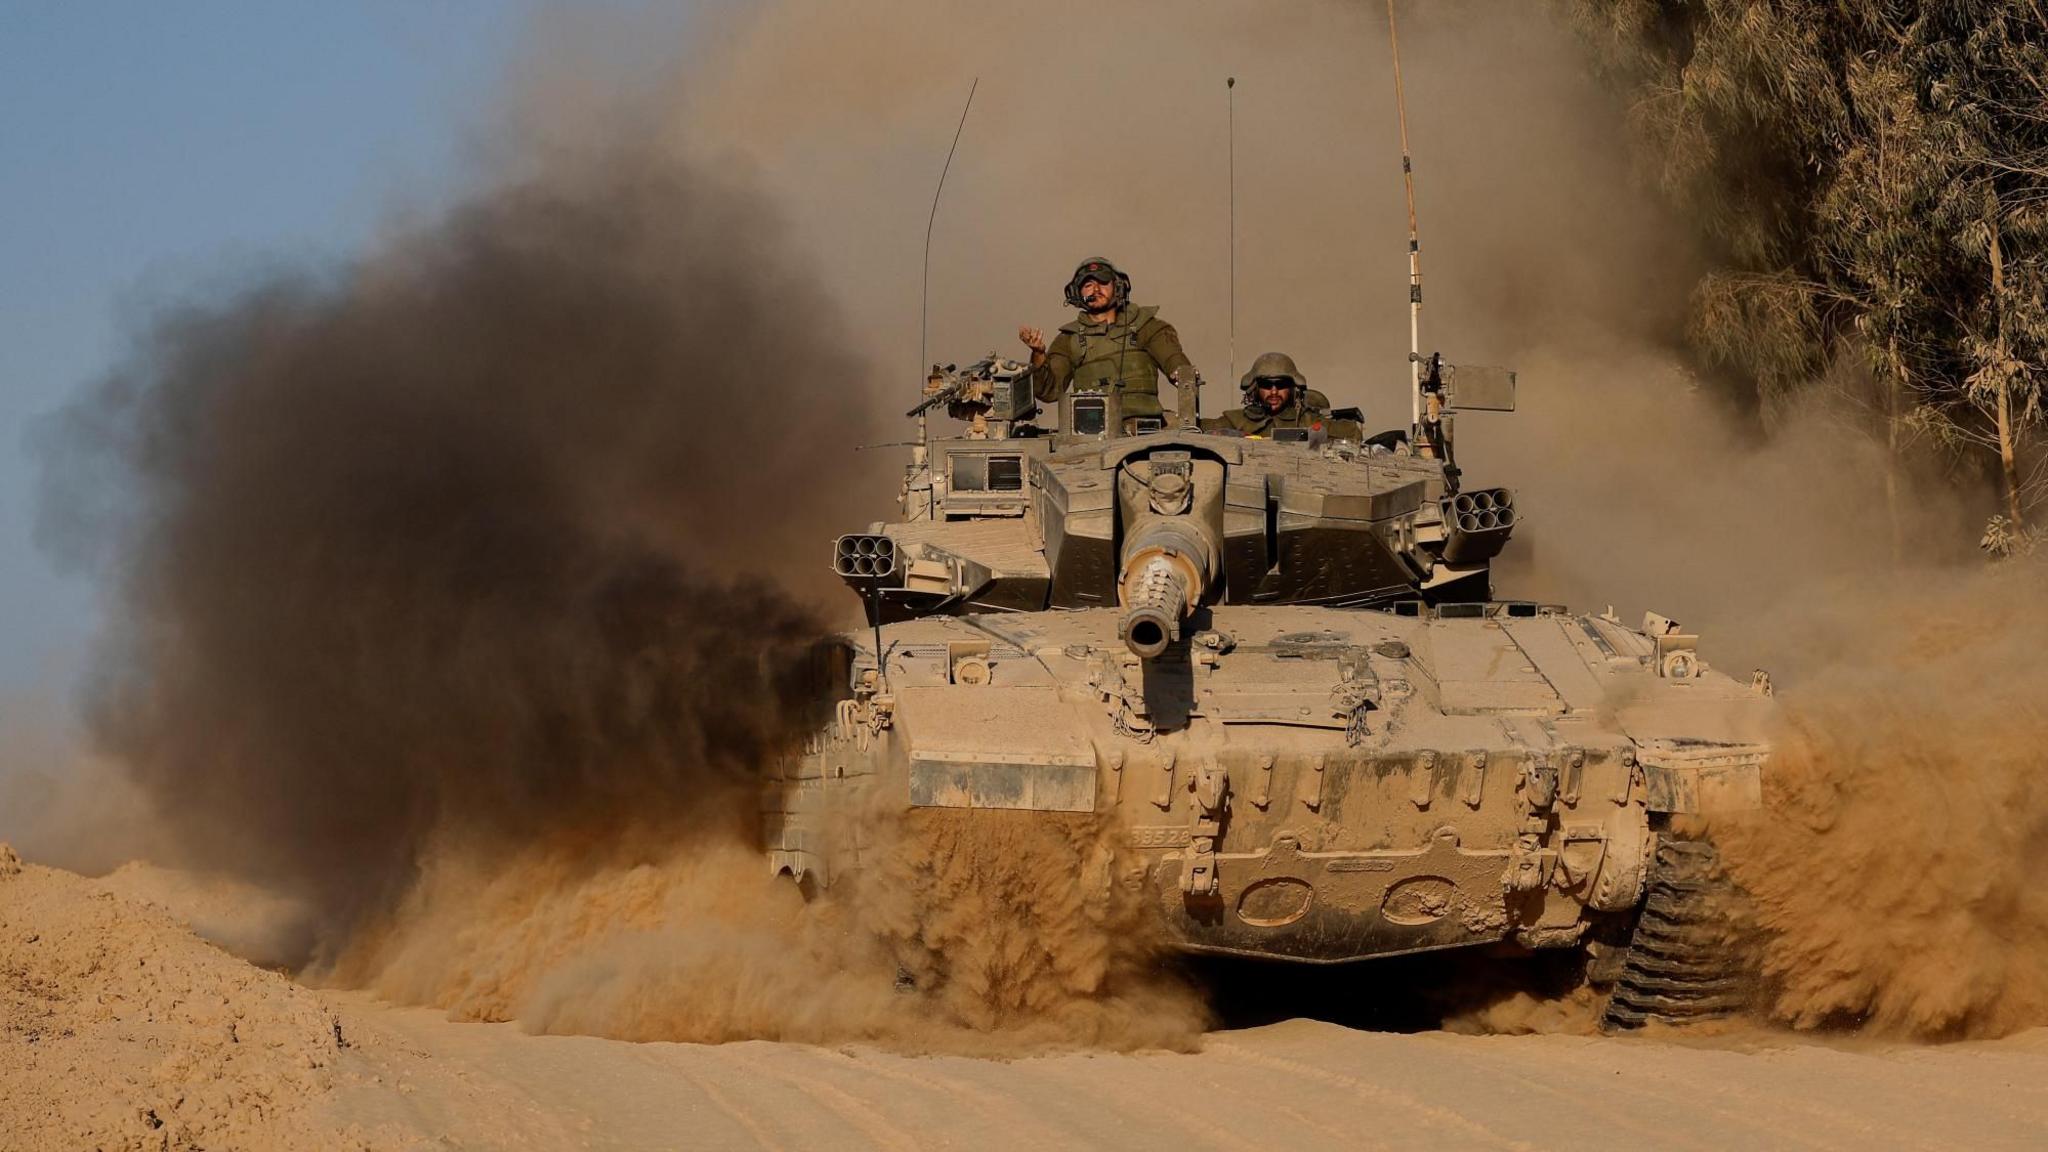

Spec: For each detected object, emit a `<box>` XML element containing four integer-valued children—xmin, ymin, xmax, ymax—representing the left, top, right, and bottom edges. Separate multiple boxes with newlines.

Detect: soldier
<box><xmin>1202</xmin><ymin>352</ymin><xmax>1363</xmax><ymax>439</ymax></box>
<box><xmin>1019</xmin><ymin>257</ymin><xmax>1196</xmax><ymax>431</ymax></box>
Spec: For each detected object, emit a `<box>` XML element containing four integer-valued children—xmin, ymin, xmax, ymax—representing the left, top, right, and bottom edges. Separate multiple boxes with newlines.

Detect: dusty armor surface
<box><xmin>768</xmin><ymin>352</ymin><xmax>1770</xmax><ymax>1027</ymax></box>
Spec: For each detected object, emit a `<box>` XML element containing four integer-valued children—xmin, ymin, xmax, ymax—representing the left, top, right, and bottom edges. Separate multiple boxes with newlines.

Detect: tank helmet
<box><xmin>1240</xmin><ymin>351</ymin><xmax>1307</xmax><ymax>393</ymax></box>
<box><xmin>1064</xmin><ymin>257</ymin><xmax>1132</xmax><ymax>310</ymax></box>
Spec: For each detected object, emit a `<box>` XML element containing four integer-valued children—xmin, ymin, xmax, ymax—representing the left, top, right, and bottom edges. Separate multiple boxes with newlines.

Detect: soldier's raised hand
<box><xmin>1019</xmin><ymin>326</ymin><xmax>1047</xmax><ymax>355</ymax></box>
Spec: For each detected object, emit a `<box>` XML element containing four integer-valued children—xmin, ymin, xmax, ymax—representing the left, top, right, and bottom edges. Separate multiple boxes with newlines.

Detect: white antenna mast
<box><xmin>1386</xmin><ymin>0</ymin><xmax>1427</xmax><ymax>451</ymax></box>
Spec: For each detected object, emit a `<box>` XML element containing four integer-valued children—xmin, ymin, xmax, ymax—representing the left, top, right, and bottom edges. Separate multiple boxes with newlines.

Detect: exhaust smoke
<box><xmin>37</xmin><ymin>154</ymin><xmax>872</xmax><ymax>940</ymax></box>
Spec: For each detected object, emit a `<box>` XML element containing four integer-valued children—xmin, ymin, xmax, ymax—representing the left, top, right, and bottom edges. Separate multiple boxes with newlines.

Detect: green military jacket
<box><xmin>1029</xmin><ymin>304</ymin><xmax>1193</xmax><ymax>420</ymax></box>
<box><xmin>1200</xmin><ymin>390</ymin><xmax>1363</xmax><ymax>439</ymax></box>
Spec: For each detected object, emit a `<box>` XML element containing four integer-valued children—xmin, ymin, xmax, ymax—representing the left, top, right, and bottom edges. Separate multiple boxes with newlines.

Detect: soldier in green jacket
<box><xmin>1020</xmin><ymin>257</ymin><xmax>1196</xmax><ymax>430</ymax></box>
<box><xmin>1201</xmin><ymin>352</ymin><xmax>1363</xmax><ymax>440</ymax></box>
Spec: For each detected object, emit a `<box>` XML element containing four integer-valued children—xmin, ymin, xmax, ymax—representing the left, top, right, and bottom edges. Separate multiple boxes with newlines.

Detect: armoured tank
<box><xmin>764</xmin><ymin>355</ymin><xmax>1771</xmax><ymax>1028</ymax></box>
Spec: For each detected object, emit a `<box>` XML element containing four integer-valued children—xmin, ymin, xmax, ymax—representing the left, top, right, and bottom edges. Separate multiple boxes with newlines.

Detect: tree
<box><xmin>1568</xmin><ymin>0</ymin><xmax>2048</xmax><ymax>545</ymax></box>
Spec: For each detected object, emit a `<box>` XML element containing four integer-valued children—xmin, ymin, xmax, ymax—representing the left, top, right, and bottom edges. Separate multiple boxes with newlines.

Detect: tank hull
<box><xmin>763</xmin><ymin>602</ymin><xmax>1770</xmax><ymax>964</ymax></box>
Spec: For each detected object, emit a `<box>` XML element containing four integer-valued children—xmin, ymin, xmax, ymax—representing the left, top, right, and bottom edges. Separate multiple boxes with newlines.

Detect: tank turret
<box><xmin>837</xmin><ymin>353</ymin><xmax>1520</xmax><ymax>625</ymax></box>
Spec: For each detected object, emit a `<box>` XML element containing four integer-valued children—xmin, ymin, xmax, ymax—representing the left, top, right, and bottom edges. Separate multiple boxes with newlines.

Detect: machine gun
<box><xmin>909</xmin><ymin>354</ymin><xmax>1037</xmax><ymax>439</ymax></box>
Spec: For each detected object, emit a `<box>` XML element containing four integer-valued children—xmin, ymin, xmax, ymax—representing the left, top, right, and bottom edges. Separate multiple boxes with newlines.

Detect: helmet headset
<box><xmin>1063</xmin><ymin>257</ymin><xmax>1132</xmax><ymax>311</ymax></box>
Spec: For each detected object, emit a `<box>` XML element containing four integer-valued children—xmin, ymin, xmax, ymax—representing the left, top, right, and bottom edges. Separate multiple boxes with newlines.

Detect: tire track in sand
<box><xmin>1433</xmin><ymin>1034</ymin><xmax>1894</xmax><ymax>1152</ymax></box>
<box><xmin>637</xmin><ymin>1049</ymin><xmax>789</xmax><ymax>1152</ymax></box>
<box><xmin>1205</xmin><ymin>1036</ymin><xmax>1535</xmax><ymax>1151</ymax></box>
<box><xmin>804</xmin><ymin>1046</ymin><xmax>1084</xmax><ymax>1148</ymax></box>
<box><xmin>717</xmin><ymin>1047</ymin><xmax>925</xmax><ymax>1152</ymax></box>
<box><xmin>1409</xmin><ymin>1033</ymin><xmax>1788</xmax><ymax>1152</ymax></box>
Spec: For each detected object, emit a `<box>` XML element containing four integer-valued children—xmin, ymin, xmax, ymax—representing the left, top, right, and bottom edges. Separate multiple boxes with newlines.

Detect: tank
<box><xmin>767</xmin><ymin>354</ymin><xmax>1771</xmax><ymax>1028</ymax></box>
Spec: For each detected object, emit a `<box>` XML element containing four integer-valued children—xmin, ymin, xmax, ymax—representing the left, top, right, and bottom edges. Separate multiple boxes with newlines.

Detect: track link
<box><xmin>1601</xmin><ymin>837</ymin><xmax>1753</xmax><ymax>1030</ymax></box>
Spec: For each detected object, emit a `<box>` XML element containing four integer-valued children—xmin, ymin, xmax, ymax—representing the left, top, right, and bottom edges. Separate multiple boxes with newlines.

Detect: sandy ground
<box><xmin>333</xmin><ymin>1003</ymin><xmax>2048</xmax><ymax>1152</ymax></box>
<box><xmin>6</xmin><ymin>852</ymin><xmax>2047</xmax><ymax>1152</ymax></box>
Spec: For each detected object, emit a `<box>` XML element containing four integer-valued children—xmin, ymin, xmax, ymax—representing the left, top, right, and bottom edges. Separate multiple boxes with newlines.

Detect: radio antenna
<box><xmin>1227</xmin><ymin>76</ymin><xmax>1238</xmax><ymax>386</ymax></box>
<box><xmin>1386</xmin><ymin>0</ymin><xmax>1425</xmax><ymax>447</ymax></box>
<box><xmin>920</xmin><ymin>77</ymin><xmax>979</xmax><ymax>387</ymax></box>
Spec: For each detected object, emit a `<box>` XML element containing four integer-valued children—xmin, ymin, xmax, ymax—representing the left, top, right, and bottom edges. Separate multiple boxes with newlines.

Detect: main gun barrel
<box><xmin>1116</xmin><ymin>516</ymin><xmax>1212</xmax><ymax>660</ymax></box>
<box><xmin>1120</xmin><ymin>554</ymin><xmax>1192</xmax><ymax>659</ymax></box>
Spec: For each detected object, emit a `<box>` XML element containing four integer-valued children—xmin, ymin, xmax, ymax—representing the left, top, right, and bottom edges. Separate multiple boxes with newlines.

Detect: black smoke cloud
<box><xmin>37</xmin><ymin>155</ymin><xmax>885</xmax><ymax>941</ymax></box>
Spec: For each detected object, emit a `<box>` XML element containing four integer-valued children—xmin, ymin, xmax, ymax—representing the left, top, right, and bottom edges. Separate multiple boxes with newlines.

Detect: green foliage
<box><xmin>1569</xmin><ymin>0</ymin><xmax>2048</xmax><ymax>518</ymax></box>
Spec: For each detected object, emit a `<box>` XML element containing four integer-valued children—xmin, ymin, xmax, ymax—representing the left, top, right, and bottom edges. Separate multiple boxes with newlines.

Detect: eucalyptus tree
<box><xmin>1570</xmin><ymin>0</ymin><xmax>2047</xmax><ymax>545</ymax></box>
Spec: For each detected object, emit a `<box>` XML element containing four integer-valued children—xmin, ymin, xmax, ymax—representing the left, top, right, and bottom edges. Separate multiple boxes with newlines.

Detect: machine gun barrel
<box><xmin>906</xmin><ymin>376</ymin><xmax>971</xmax><ymax>418</ymax></box>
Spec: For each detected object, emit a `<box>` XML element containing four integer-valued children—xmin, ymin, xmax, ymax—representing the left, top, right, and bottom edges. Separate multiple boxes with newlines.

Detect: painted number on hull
<box><xmin>1130</xmin><ymin>826</ymin><xmax>1193</xmax><ymax>849</ymax></box>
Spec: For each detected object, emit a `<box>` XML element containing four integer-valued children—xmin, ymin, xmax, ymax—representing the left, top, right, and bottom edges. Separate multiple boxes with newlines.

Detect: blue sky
<box><xmin>0</xmin><ymin>3</ymin><xmax>588</xmax><ymax>701</ymax></box>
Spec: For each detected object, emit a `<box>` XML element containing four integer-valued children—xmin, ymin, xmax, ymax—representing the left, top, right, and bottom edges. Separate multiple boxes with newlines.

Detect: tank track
<box><xmin>1600</xmin><ymin>836</ymin><xmax>1754</xmax><ymax>1030</ymax></box>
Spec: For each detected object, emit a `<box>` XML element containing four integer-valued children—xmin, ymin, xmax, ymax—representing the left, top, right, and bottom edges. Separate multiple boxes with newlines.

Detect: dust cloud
<box><xmin>1708</xmin><ymin>560</ymin><xmax>2048</xmax><ymax>1039</ymax></box>
<box><xmin>1472</xmin><ymin>348</ymin><xmax>1986</xmax><ymax>672</ymax></box>
<box><xmin>649</xmin><ymin>0</ymin><xmax>1686</xmax><ymax>424</ymax></box>
<box><xmin>338</xmin><ymin>811</ymin><xmax>1201</xmax><ymax>1052</ymax></box>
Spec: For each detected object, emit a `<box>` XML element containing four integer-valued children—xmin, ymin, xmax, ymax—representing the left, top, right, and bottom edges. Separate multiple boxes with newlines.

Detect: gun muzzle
<box><xmin>1119</xmin><ymin>554</ymin><xmax>1193</xmax><ymax>658</ymax></box>
<box><xmin>1117</xmin><ymin>519</ymin><xmax>1210</xmax><ymax>660</ymax></box>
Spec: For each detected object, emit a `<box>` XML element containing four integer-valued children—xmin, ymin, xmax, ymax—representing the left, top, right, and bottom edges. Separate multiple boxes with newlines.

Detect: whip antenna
<box><xmin>1227</xmin><ymin>76</ymin><xmax>1238</xmax><ymax>385</ymax></box>
<box><xmin>1386</xmin><ymin>1</ymin><xmax>1425</xmax><ymax>445</ymax></box>
<box><xmin>920</xmin><ymin>78</ymin><xmax>979</xmax><ymax>384</ymax></box>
